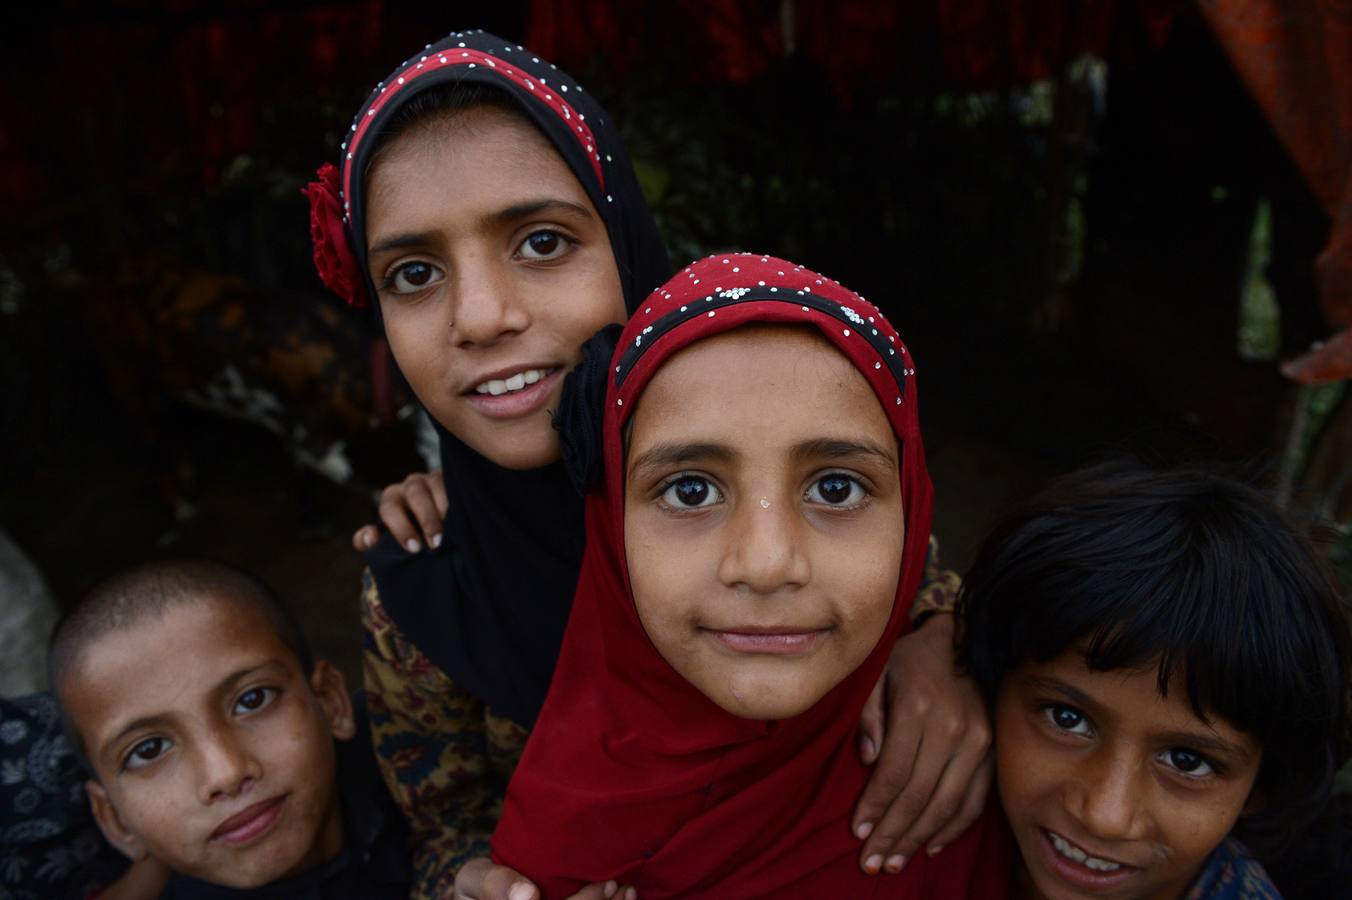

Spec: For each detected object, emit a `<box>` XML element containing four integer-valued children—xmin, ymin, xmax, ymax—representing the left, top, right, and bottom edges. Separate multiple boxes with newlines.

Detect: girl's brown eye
<box><xmin>125</xmin><ymin>736</ymin><xmax>172</xmax><ymax>770</ymax></box>
<box><xmin>806</xmin><ymin>474</ymin><xmax>865</xmax><ymax>506</ymax></box>
<box><xmin>519</xmin><ymin>230</ymin><xmax>570</xmax><ymax>260</ymax></box>
<box><xmin>390</xmin><ymin>261</ymin><xmax>443</xmax><ymax>293</ymax></box>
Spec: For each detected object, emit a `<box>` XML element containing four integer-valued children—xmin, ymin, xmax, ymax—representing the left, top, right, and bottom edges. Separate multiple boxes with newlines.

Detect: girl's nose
<box><xmin>448</xmin><ymin>253</ymin><xmax>532</xmax><ymax>347</ymax></box>
<box><xmin>717</xmin><ymin>495</ymin><xmax>811</xmax><ymax>593</ymax></box>
<box><xmin>197</xmin><ymin>731</ymin><xmax>261</xmax><ymax>804</ymax></box>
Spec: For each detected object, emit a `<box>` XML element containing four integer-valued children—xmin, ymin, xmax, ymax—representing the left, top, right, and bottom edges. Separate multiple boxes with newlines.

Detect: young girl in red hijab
<box><xmin>492</xmin><ymin>254</ymin><xmax>1012</xmax><ymax>898</ymax></box>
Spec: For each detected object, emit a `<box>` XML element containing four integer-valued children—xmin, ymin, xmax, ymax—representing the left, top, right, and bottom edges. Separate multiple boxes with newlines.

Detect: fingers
<box><xmin>376</xmin><ymin>483</ymin><xmax>421</xmax><ymax>552</ymax></box>
<box><xmin>375</xmin><ymin>472</ymin><xmax>447</xmax><ymax>552</ymax></box>
<box><xmin>351</xmin><ymin>524</ymin><xmax>379</xmax><ymax>552</ymax></box>
<box><xmin>427</xmin><ymin>469</ymin><xmax>449</xmax><ymax>518</ymax></box>
<box><xmin>858</xmin><ymin>724</ymin><xmax>947</xmax><ymax>874</ymax></box>
<box><xmin>852</xmin><ymin>689</ymin><xmax>922</xmax><ymax>844</ymax></box>
<box><xmin>925</xmin><ymin>756</ymin><xmax>994</xmax><ymax>855</ymax></box>
<box><xmin>859</xmin><ymin>710</ymin><xmax>993</xmax><ymax>873</ymax></box>
<box><xmin>453</xmin><ymin>858</ymin><xmax>539</xmax><ymax>900</ymax></box>
<box><xmin>857</xmin><ymin>669</ymin><xmax>886</xmax><ymax>766</ymax></box>
<box><xmin>401</xmin><ymin>475</ymin><xmax>445</xmax><ymax>549</ymax></box>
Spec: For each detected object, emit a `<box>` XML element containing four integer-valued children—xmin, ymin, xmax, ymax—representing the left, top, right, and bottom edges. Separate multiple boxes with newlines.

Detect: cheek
<box><xmin>380</xmin><ymin>305</ymin><xmax>441</xmax><ymax>378</ymax></box>
<box><xmin>549</xmin><ymin>260</ymin><xmax>625</xmax><ymax>341</ymax></box>
<box><xmin>994</xmin><ymin>704</ymin><xmax>1050</xmax><ymax>813</ymax></box>
<box><xmin>829</xmin><ymin>526</ymin><xmax>903</xmax><ymax>643</ymax></box>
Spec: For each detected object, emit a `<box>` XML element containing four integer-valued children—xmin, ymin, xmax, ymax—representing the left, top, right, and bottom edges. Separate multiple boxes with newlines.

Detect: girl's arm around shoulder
<box><xmin>361</xmin><ymin>570</ymin><xmax>525</xmax><ymax>900</ymax></box>
<box><xmin>852</xmin><ymin>535</ymin><xmax>994</xmax><ymax>875</ymax></box>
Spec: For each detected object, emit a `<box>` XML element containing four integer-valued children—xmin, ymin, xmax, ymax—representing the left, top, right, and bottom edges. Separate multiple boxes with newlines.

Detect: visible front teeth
<box><xmin>1050</xmin><ymin>832</ymin><xmax>1121</xmax><ymax>872</ymax></box>
<box><xmin>474</xmin><ymin>368</ymin><xmax>550</xmax><ymax>396</ymax></box>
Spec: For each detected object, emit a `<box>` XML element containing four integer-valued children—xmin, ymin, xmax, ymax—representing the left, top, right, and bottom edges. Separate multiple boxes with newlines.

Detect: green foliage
<box><xmin>1238</xmin><ymin>199</ymin><xmax>1281</xmax><ymax>361</ymax></box>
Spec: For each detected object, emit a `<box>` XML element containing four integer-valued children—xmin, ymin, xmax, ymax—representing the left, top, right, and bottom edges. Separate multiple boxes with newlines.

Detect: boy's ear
<box><xmin>309</xmin><ymin>660</ymin><xmax>355</xmax><ymax>741</ymax></box>
<box><xmin>86</xmin><ymin>778</ymin><xmax>149</xmax><ymax>862</ymax></box>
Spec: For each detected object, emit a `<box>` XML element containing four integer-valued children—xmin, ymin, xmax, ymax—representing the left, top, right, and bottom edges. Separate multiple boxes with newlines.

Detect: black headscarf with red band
<box><xmin>306</xmin><ymin>29</ymin><xmax>670</xmax><ymax>727</ymax></box>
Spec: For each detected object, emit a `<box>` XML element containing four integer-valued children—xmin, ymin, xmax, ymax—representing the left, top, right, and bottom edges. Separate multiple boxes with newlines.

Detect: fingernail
<box><xmin>864</xmin><ymin>854</ymin><xmax>883</xmax><ymax>874</ymax></box>
<box><xmin>404</xmin><ymin>538</ymin><xmax>421</xmax><ymax>554</ymax></box>
<box><xmin>430</xmin><ymin>532</ymin><xmax>442</xmax><ymax>549</ymax></box>
<box><xmin>624</xmin><ymin>888</ymin><xmax>637</xmax><ymax>900</ymax></box>
<box><xmin>885</xmin><ymin>855</ymin><xmax>906</xmax><ymax>873</ymax></box>
<box><xmin>508</xmin><ymin>884</ymin><xmax>535</xmax><ymax>900</ymax></box>
<box><xmin>603</xmin><ymin>882</ymin><xmax>618</xmax><ymax>898</ymax></box>
<box><xmin>859</xmin><ymin>735</ymin><xmax>876</xmax><ymax>761</ymax></box>
<box><xmin>927</xmin><ymin>844</ymin><xmax>944</xmax><ymax>857</ymax></box>
<box><xmin>855</xmin><ymin>821</ymin><xmax>873</xmax><ymax>839</ymax></box>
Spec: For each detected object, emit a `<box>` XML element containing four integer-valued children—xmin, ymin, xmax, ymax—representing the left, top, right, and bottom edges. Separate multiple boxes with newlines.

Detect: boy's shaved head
<box><xmin>49</xmin><ymin>558</ymin><xmax>313</xmax><ymax>766</ymax></box>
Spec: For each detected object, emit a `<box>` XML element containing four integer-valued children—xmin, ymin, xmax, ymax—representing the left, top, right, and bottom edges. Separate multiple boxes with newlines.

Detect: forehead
<box><xmin>629</xmin><ymin>326</ymin><xmax>892</xmax><ymax>448</ymax></box>
<box><xmin>365</xmin><ymin>107</ymin><xmax>585</xmax><ymax>219</ymax></box>
<box><xmin>65</xmin><ymin>599</ymin><xmax>300</xmax><ymax>741</ymax></box>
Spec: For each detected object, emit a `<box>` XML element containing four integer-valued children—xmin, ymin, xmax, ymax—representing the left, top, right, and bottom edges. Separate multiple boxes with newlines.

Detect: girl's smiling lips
<box><xmin>463</xmin><ymin>365</ymin><xmax>564</xmax><ymax>419</ymax></box>
<box><xmin>704</xmin><ymin>627</ymin><xmax>829</xmax><ymax>655</ymax></box>
<box><xmin>1035</xmin><ymin>826</ymin><xmax>1140</xmax><ymax>893</ymax></box>
<box><xmin>209</xmin><ymin>796</ymin><xmax>287</xmax><ymax>847</ymax></box>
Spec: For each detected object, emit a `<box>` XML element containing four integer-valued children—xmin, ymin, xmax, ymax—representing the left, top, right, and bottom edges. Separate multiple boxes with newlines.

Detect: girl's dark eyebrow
<box><xmin>368</xmin><ymin>200</ymin><xmax>593</xmax><ymax>257</ymax></box>
<box><xmin>629</xmin><ymin>442</ymin><xmax>734</xmax><ymax>477</ymax></box>
<box><xmin>1025</xmin><ymin>675</ymin><xmax>1100</xmax><ymax>713</ymax></box>
<box><xmin>792</xmin><ymin>439</ymin><xmax>897</xmax><ymax>473</ymax></box>
<box><xmin>491</xmin><ymin>198</ymin><xmax>593</xmax><ymax>227</ymax></box>
<box><xmin>368</xmin><ymin>231</ymin><xmax>434</xmax><ymax>255</ymax></box>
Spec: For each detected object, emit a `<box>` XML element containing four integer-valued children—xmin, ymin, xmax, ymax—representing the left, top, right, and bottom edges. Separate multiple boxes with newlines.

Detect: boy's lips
<box><xmin>1035</xmin><ymin>827</ymin><xmax>1139</xmax><ymax>892</ymax></box>
<box><xmin>210</xmin><ymin>796</ymin><xmax>286</xmax><ymax>847</ymax></box>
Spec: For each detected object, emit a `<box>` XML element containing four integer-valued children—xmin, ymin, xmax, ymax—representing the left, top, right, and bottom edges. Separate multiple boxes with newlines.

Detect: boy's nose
<box><xmin>1066</xmin><ymin>749</ymin><xmax>1149</xmax><ymax>843</ymax></box>
<box><xmin>448</xmin><ymin>254</ymin><xmax>532</xmax><ymax>348</ymax></box>
<box><xmin>197</xmin><ymin>731</ymin><xmax>262</xmax><ymax>803</ymax></box>
<box><xmin>717</xmin><ymin>495</ymin><xmax>811</xmax><ymax>593</ymax></box>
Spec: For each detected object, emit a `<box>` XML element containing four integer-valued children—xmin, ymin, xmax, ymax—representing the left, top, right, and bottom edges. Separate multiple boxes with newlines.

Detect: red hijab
<box><xmin>493</xmin><ymin>254</ymin><xmax>1010</xmax><ymax>898</ymax></box>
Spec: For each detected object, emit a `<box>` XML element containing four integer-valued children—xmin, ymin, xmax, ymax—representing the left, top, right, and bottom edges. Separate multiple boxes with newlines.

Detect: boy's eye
<box><xmin>1159</xmin><ymin>748</ymin><xmax>1215</xmax><ymax>777</ymax></box>
<box><xmin>518</xmin><ymin>229</ymin><xmax>571</xmax><ymax>261</ymax></box>
<box><xmin>233</xmin><ymin>687</ymin><xmax>278</xmax><ymax>716</ymax></box>
<box><xmin>806</xmin><ymin>474</ymin><xmax>866</xmax><ymax>507</ymax></box>
<box><xmin>124</xmin><ymin>736</ymin><xmax>172</xmax><ymax>770</ymax></box>
<box><xmin>660</xmin><ymin>476</ymin><xmax>722</xmax><ymax>509</ymax></box>
<box><xmin>387</xmin><ymin>261</ymin><xmax>444</xmax><ymax>294</ymax></box>
<box><xmin>1043</xmin><ymin>704</ymin><xmax>1092</xmax><ymax>736</ymax></box>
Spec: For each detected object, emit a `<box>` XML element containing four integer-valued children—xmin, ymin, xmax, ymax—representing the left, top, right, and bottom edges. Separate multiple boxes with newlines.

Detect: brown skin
<box><xmin>364</xmin><ymin>106</ymin><xmax>626</xmax><ymax>474</ymax></box>
<box><xmin>624</xmin><ymin>326</ymin><xmax>905</xmax><ymax>721</ymax></box>
<box><xmin>997</xmin><ymin>651</ymin><xmax>1262</xmax><ymax>900</ymax></box>
<box><xmin>63</xmin><ymin>598</ymin><xmax>355</xmax><ymax>888</ymax></box>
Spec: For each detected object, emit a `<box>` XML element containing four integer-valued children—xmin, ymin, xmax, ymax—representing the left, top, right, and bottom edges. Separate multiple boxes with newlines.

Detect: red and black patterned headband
<box><xmin>304</xmin><ymin>29</ymin><xmax>669</xmax><ymax>312</ymax></box>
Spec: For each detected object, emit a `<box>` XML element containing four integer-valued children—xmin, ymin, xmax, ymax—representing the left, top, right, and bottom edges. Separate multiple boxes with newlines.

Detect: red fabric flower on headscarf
<box><xmin>303</xmin><ymin>162</ymin><xmax>368</xmax><ymax>307</ymax></box>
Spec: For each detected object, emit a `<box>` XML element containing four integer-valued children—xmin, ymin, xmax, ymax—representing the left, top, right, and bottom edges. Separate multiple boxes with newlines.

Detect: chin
<box><xmin>469</xmin><ymin>435</ymin><xmax>564</xmax><ymax>471</ymax></box>
<box><xmin>713</xmin><ymin>686</ymin><xmax>821</xmax><ymax>721</ymax></box>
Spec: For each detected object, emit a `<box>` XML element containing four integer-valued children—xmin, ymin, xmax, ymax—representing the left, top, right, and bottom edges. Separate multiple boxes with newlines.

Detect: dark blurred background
<box><xmin>2</xmin><ymin>0</ymin><xmax>1349</xmax><ymax>698</ymax></box>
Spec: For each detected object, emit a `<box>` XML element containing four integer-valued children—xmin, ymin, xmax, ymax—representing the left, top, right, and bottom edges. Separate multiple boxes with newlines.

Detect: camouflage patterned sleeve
<box><xmin>360</xmin><ymin>570</ymin><xmax>528</xmax><ymax>900</ymax></box>
<box><xmin>908</xmin><ymin>534</ymin><xmax>962</xmax><ymax>625</ymax></box>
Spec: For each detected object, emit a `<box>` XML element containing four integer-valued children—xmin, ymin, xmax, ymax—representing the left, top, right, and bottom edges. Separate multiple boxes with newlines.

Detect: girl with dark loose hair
<box><xmin>958</xmin><ymin>459</ymin><xmax>1352</xmax><ymax>899</ymax></box>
